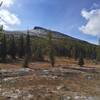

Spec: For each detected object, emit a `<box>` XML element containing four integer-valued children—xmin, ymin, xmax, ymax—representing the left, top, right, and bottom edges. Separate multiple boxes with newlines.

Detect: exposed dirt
<box><xmin>0</xmin><ymin>58</ymin><xmax>100</xmax><ymax>100</ymax></box>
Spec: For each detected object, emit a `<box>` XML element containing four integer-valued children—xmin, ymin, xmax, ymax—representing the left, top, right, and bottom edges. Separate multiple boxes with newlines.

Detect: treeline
<box><xmin>54</xmin><ymin>38</ymin><xmax>97</xmax><ymax>60</ymax></box>
<box><xmin>0</xmin><ymin>26</ymin><xmax>100</xmax><ymax>67</ymax></box>
<box><xmin>0</xmin><ymin>27</ymin><xmax>55</xmax><ymax>67</ymax></box>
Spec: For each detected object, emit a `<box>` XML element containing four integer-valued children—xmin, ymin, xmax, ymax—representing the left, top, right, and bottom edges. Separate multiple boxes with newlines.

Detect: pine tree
<box><xmin>78</xmin><ymin>54</ymin><xmax>84</xmax><ymax>67</ymax></box>
<box><xmin>23</xmin><ymin>31</ymin><xmax>31</xmax><ymax>68</ymax></box>
<box><xmin>25</xmin><ymin>32</ymin><xmax>31</xmax><ymax>57</ymax></box>
<box><xmin>18</xmin><ymin>34</ymin><xmax>25</xmax><ymax>58</ymax></box>
<box><xmin>32</xmin><ymin>38</ymin><xmax>44</xmax><ymax>61</ymax></box>
<box><xmin>96</xmin><ymin>46</ymin><xmax>100</xmax><ymax>62</ymax></box>
<box><xmin>0</xmin><ymin>34</ymin><xmax>7</xmax><ymax>62</ymax></box>
<box><xmin>33</xmin><ymin>46</ymin><xmax>44</xmax><ymax>61</ymax></box>
<box><xmin>8</xmin><ymin>35</ymin><xmax>17</xmax><ymax>60</ymax></box>
<box><xmin>49</xmin><ymin>47</ymin><xmax>55</xmax><ymax>67</ymax></box>
<box><xmin>47</xmin><ymin>32</ymin><xmax>55</xmax><ymax>67</ymax></box>
<box><xmin>0</xmin><ymin>25</ymin><xmax>4</xmax><ymax>41</ymax></box>
<box><xmin>23</xmin><ymin>55</ymin><xmax>29</xmax><ymax>68</ymax></box>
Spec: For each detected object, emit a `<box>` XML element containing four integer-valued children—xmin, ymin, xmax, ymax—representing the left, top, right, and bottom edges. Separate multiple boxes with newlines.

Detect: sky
<box><xmin>0</xmin><ymin>0</ymin><xmax>100</xmax><ymax>44</ymax></box>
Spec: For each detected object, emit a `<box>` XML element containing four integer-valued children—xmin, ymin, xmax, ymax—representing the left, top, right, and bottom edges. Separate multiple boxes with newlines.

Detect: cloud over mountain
<box><xmin>79</xmin><ymin>9</ymin><xmax>100</xmax><ymax>37</ymax></box>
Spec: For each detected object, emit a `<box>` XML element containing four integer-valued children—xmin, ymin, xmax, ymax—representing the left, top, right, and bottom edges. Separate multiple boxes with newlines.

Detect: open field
<box><xmin>0</xmin><ymin>58</ymin><xmax>100</xmax><ymax>100</ymax></box>
<box><xmin>0</xmin><ymin>0</ymin><xmax>100</xmax><ymax>100</ymax></box>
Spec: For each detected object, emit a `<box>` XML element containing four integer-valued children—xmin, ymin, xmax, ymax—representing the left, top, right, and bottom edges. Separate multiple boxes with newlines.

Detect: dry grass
<box><xmin>0</xmin><ymin>57</ymin><xmax>100</xmax><ymax>69</ymax></box>
<box><xmin>0</xmin><ymin>57</ymin><xmax>100</xmax><ymax>100</ymax></box>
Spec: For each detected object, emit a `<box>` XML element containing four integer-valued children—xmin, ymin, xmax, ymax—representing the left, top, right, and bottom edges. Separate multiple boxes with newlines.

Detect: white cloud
<box><xmin>0</xmin><ymin>9</ymin><xmax>21</xmax><ymax>30</ymax></box>
<box><xmin>0</xmin><ymin>0</ymin><xmax>21</xmax><ymax>30</ymax></box>
<box><xmin>0</xmin><ymin>0</ymin><xmax>14</xmax><ymax>8</ymax></box>
<box><xmin>79</xmin><ymin>9</ymin><xmax>100</xmax><ymax>37</ymax></box>
<box><xmin>91</xmin><ymin>3</ymin><xmax>100</xmax><ymax>9</ymax></box>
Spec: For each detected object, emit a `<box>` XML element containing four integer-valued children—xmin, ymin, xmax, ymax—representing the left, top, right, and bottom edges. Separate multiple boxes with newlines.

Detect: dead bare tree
<box><xmin>0</xmin><ymin>1</ymin><xmax>7</xmax><ymax>24</ymax></box>
<box><xmin>0</xmin><ymin>1</ymin><xmax>3</xmax><ymax>7</ymax></box>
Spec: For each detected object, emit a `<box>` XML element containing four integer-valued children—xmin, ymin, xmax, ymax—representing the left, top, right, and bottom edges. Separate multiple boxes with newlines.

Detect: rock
<box><xmin>66</xmin><ymin>96</ymin><xmax>71</xmax><ymax>100</ymax></box>
<box><xmin>56</xmin><ymin>85</ymin><xmax>64</xmax><ymax>90</ymax></box>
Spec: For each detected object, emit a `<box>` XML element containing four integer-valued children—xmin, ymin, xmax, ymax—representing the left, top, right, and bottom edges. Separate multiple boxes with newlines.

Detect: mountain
<box><xmin>5</xmin><ymin>26</ymin><xmax>69</xmax><ymax>38</ymax></box>
<box><xmin>5</xmin><ymin>26</ymin><xmax>96</xmax><ymax>46</ymax></box>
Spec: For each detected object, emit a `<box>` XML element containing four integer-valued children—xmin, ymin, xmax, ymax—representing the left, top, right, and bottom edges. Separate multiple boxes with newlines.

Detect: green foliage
<box><xmin>25</xmin><ymin>32</ymin><xmax>32</xmax><ymax>58</ymax></box>
<box><xmin>0</xmin><ymin>34</ymin><xmax>7</xmax><ymax>62</ymax></box>
<box><xmin>22</xmin><ymin>32</ymin><xmax>32</xmax><ymax>68</ymax></box>
<box><xmin>32</xmin><ymin>38</ymin><xmax>45</xmax><ymax>61</ymax></box>
<box><xmin>33</xmin><ymin>46</ymin><xmax>44</xmax><ymax>61</ymax></box>
<box><xmin>23</xmin><ymin>55</ymin><xmax>29</xmax><ymax>68</ymax></box>
<box><xmin>78</xmin><ymin>54</ymin><xmax>84</xmax><ymax>67</ymax></box>
<box><xmin>0</xmin><ymin>26</ymin><xmax>99</xmax><ymax>67</ymax></box>
<box><xmin>47</xmin><ymin>32</ymin><xmax>55</xmax><ymax>67</ymax></box>
<box><xmin>49</xmin><ymin>47</ymin><xmax>55</xmax><ymax>67</ymax></box>
<box><xmin>96</xmin><ymin>46</ymin><xmax>100</xmax><ymax>61</ymax></box>
<box><xmin>18</xmin><ymin>34</ymin><xmax>25</xmax><ymax>58</ymax></box>
<box><xmin>8</xmin><ymin>35</ymin><xmax>17</xmax><ymax>59</ymax></box>
<box><xmin>0</xmin><ymin>25</ymin><xmax>4</xmax><ymax>41</ymax></box>
<box><xmin>0</xmin><ymin>26</ymin><xmax>7</xmax><ymax>62</ymax></box>
<box><xmin>0</xmin><ymin>25</ymin><xmax>3</xmax><ymax>31</ymax></box>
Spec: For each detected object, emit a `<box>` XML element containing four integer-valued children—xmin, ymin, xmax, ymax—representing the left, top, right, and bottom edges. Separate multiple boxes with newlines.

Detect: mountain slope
<box><xmin>5</xmin><ymin>26</ymin><xmax>96</xmax><ymax>46</ymax></box>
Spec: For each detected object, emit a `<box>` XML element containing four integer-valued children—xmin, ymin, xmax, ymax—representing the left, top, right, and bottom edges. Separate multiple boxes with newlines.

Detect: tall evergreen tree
<box><xmin>8</xmin><ymin>35</ymin><xmax>17</xmax><ymax>59</ymax></box>
<box><xmin>78</xmin><ymin>53</ymin><xmax>84</xmax><ymax>67</ymax></box>
<box><xmin>0</xmin><ymin>34</ymin><xmax>7</xmax><ymax>62</ymax></box>
<box><xmin>96</xmin><ymin>46</ymin><xmax>100</xmax><ymax>62</ymax></box>
<box><xmin>0</xmin><ymin>25</ymin><xmax>4</xmax><ymax>41</ymax></box>
<box><xmin>23</xmin><ymin>54</ymin><xmax>29</xmax><ymax>68</ymax></box>
<box><xmin>18</xmin><ymin>34</ymin><xmax>25</xmax><ymax>58</ymax></box>
<box><xmin>47</xmin><ymin>32</ymin><xmax>55</xmax><ymax>67</ymax></box>
<box><xmin>32</xmin><ymin>38</ymin><xmax>44</xmax><ymax>61</ymax></box>
<box><xmin>25</xmin><ymin>32</ymin><xmax>31</xmax><ymax>57</ymax></box>
<box><xmin>33</xmin><ymin>46</ymin><xmax>44</xmax><ymax>61</ymax></box>
<box><xmin>23</xmin><ymin>31</ymin><xmax>31</xmax><ymax>68</ymax></box>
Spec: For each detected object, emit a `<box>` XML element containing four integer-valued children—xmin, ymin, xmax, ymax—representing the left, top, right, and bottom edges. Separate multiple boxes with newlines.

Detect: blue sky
<box><xmin>0</xmin><ymin>0</ymin><xmax>100</xmax><ymax>44</ymax></box>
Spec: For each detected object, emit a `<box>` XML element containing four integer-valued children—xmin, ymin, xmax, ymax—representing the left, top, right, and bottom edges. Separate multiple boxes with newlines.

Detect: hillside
<box><xmin>4</xmin><ymin>26</ymin><xmax>98</xmax><ymax>60</ymax></box>
<box><xmin>5</xmin><ymin>26</ymin><xmax>96</xmax><ymax>46</ymax></box>
<box><xmin>0</xmin><ymin>27</ymin><xmax>100</xmax><ymax>100</ymax></box>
